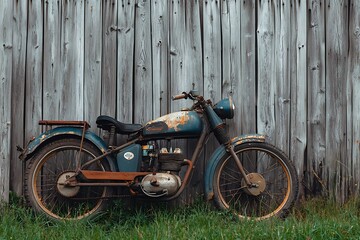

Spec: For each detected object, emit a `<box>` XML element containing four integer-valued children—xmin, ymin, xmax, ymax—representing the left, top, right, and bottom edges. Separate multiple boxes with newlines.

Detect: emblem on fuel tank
<box><xmin>124</xmin><ymin>152</ymin><xmax>134</xmax><ymax>160</ymax></box>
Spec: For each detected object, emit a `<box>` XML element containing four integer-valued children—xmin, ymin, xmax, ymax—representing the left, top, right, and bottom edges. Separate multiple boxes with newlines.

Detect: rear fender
<box><xmin>204</xmin><ymin>134</ymin><xmax>266</xmax><ymax>200</ymax></box>
<box><xmin>22</xmin><ymin>126</ymin><xmax>117</xmax><ymax>171</ymax></box>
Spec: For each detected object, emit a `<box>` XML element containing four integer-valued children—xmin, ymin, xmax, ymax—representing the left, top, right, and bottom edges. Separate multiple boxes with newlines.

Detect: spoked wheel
<box><xmin>213</xmin><ymin>142</ymin><xmax>298</xmax><ymax>220</ymax></box>
<box><xmin>25</xmin><ymin>138</ymin><xmax>111</xmax><ymax>221</ymax></box>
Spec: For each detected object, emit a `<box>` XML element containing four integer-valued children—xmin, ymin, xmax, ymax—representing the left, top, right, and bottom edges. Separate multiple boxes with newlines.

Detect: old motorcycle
<box><xmin>19</xmin><ymin>90</ymin><xmax>299</xmax><ymax>221</ymax></box>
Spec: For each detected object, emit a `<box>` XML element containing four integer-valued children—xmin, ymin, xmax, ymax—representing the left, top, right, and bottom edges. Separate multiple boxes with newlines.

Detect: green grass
<box><xmin>1</xmin><ymin>196</ymin><xmax>360</xmax><ymax>240</ymax></box>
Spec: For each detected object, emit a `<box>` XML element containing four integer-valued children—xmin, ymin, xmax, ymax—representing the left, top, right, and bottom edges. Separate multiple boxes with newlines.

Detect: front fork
<box><xmin>225</xmin><ymin>144</ymin><xmax>254</xmax><ymax>187</ymax></box>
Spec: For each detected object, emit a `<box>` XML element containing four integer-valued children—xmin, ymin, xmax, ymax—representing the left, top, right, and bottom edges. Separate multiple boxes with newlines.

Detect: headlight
<box><xmin>213</xmin><ymin>97</ymin><xmax>235</xmax><ymax>119</ymax></box>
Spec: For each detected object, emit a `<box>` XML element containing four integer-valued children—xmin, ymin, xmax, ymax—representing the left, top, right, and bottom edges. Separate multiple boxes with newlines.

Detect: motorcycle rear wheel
<box><xmin>212</xmin><ymin>142</ymin><xmax>298</xmax><ymax>220</ymax></box>
<box><xmin>24</xmin><ymin>138</ymin><xmax>111</xmax><ymax>221</ymax></box>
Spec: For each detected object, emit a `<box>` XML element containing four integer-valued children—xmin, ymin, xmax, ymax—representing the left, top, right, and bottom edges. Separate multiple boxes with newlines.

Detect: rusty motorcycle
<box><xmin>19</xmin><ymin>90</ymin><xmax>299</xmax><ymax>221</ymax></box>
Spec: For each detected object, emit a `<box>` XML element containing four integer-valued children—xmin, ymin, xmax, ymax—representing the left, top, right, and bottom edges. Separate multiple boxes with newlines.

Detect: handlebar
<box><xmin>171</xmin><ymin>92</ymin><xmax>188</xmax><ymax>101</ymax></box>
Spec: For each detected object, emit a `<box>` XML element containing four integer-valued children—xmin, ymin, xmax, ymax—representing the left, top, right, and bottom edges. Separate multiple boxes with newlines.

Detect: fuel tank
<box><xmin>143</xmin><ymin>111</ymin><xmax>203</xmax><ymax>139</ymax></box>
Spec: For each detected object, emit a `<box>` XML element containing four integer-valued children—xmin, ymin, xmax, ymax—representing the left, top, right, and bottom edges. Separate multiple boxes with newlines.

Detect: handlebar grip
<box><xmin>172</xmin><ymin>93</ymin><xmax>187</xmax><ymax>101</ymax></box>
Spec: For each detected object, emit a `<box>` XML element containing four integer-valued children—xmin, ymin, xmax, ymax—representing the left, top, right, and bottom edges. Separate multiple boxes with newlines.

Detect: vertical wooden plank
<box><xmin>0</xmin><ymin>0</ymin><xmax>13</xmax><ymax>203</ymax></box>
<box><xmin>203</xmin><ymin>0</ymin><xmax>221</xmax><ymax>103</ymax></box>
<box><xmin>186</xmin><ymin>0</ymin><xmax>203</xmax><ymax>93</ymax></box>
<box><xmin>239</xmin><ymin>0</ymin><xmax>256</xmax><ymax>135</ymax></box>
<box><xmin>348</xmin><ymin>0</ymin><xmax>360</xmax><ymax>197</ymax></box>
<box><xmin>151</xmin><ymin>0</ymin><xmax>168</xmax><ymax>118</ymax></box>
<box><xmin>203</xmin><ymin>0</ymin><xmax>221</xmax><ymax>203</ymax></box>
<box><xmin>43</xmin><ymin>0</ymin><xmax>62</xmax><ymax>120</ymax></box>
<box><xmin>116</xmin><ymin>0</ymin><xmax>134</xmax><ymax>124</ymax></box>
<box><xmin>306</xmin><ymin>0</ymin><xmax>326</xmax><ymax>196</ymax></box>
<box><xmin>84</xmin><ymin>0</ymin><xmax>102</xmax><ymax>129</ymax></box>
<box><xmin>60</xmin><ymin>0</ymin><xmax>84</xmax><ymax>120</ymax></box>
<box><xmin>25</xmin><ymin>0</ymin><xmax>43</xmax><ymax>145</ymax></box>
<box><xmin>274</xmin><ymin>0</ymin><xmax>291</xmax><ymax>154</ymax></box>
<box><xmin>290</xmin><ymin>0</ymin><xmax>307</xmax><ymax>187</ymax></box>
<box><xmin>169</xmin><ymin>0</ymin><xmax>189</xmax><ymax>204</ymax></box>
<box><xmin>102</xmin><ymin>0</ymin><xmax>117</xmax><ymax>117</ymax></box>
<box><xmin>169</xmin><ymin>0</ymin><xmax>187</xmax><ymax>112</ymax></box>
<box><xmin>185</xmin><ymin>0</ymin><xmax>203</xmax><ymax>201</ymax></box>
<box><xmin>221</xmin><ymin>0</ymin><xmax>241</xmax><ymax>136</ymax></box>
<box><xmin>325</xmin><ymin>0</ymin><xmax>349</xmax><ymax>202</ymax></box>
<box><xmin>257</xmin><ymin>0</ymin><xmax>276</xmax><ymax>141</ymax></box>
<box><xmin>134</xmin><ymin>0</ymin><xmax>152</xmax><ymax>124</ymax></box>
<box><xmin>11</xmin><ymin>0</ymin><xmax>27</xmax><ymax>196</ymax></box>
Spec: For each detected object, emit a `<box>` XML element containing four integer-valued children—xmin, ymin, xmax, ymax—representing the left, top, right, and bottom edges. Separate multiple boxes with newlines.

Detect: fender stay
<box><xmin>204</xmin><ymin>134</ymin><xmax>266</xmax><ymax>200</ymax></box>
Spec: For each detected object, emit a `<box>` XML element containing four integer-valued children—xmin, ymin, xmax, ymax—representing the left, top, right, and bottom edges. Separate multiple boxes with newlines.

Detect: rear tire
<box><xmin>212</xmin><ymin>142</ymin><xmax>298</xmax><ymax>220</ymax></box>
<box><xmin>24</xmin><ymin>138</ymin><xmax>112</xmax><ymax>221</ymax></box>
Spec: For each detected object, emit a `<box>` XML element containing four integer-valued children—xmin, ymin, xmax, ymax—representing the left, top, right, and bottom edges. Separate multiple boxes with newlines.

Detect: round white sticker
<box><xmin>124</xmin><ymin>152</ymin><xmax>135</xmax><ymax>160</ymax></box>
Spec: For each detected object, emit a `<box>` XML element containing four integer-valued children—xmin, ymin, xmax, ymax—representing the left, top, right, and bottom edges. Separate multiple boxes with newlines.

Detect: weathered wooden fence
<box><xmin>1</xmin><ymin>0</ymin><xmax>360</xmax><ymax>204</ymax></box>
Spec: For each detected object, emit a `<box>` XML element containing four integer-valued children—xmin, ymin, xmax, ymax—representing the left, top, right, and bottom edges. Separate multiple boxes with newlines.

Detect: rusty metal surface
<box><xmin>39</xmin><ymin>120</ymin><xmax>90</xmax><ymax>129</ymax></box>
<box><xmin>79</xmin><ymin>170</ymin><xmax>151</xmax><ymax>181</ymax></box>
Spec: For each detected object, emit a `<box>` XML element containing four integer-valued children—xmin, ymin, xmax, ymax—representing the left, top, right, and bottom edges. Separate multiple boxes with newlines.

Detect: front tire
<box><xmin>24</xmin><ymin>138</ymin><xmax>111</xmax><ymax>221</ymax></box>
<box><xmin>212</xmin><ymin>142</ymin><xmax>298</xmax><ymax>220</ymax></box>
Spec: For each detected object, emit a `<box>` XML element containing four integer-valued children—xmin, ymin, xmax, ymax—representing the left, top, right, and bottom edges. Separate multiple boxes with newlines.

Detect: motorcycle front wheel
<box><xmin>24</xmin><ymin>138</ymin><xmax>111</xmax><ymax>221</ymax></box>
<box><xmin>212</xmin><ymin>142</ymin><xmax>298</xmax><ymax>220</ymax></box>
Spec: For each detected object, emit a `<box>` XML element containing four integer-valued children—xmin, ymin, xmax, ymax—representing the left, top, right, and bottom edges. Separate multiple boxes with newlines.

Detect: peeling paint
<box><xmin>147</xmin><ymin>112</ymin><xmax>190</xmax><ymax>131</ymax></box>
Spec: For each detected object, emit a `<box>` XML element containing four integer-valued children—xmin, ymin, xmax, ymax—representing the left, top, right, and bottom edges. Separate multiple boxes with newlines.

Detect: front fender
<box><xmin>23</xmin><ymin>126</ymin><xmax>117</xmax><ymax>171</ymax></box>
<box><xmin>204</xmin><ymin>134</ymin><xmax>266</xmax><ymax>200</ymax></box>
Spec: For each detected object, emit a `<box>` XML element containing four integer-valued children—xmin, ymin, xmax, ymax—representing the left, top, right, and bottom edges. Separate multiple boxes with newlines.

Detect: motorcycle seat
<box><xmin>96</xmin><ymin>115</ymin><xmax>143</xmax><ymax>134</ymax></box>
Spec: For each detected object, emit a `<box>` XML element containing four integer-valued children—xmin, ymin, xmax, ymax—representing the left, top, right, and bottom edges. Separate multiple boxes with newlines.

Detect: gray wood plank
<box><xmin>274</xmin><ymin>0</ymin><xmax>291</xmax><ymax>154</ymax></box>
<box><xmin>203</xmin><ymin>0</ymin><xmax>221</xmax><ymax>202</ymax></box>
<box><xmin>348</xmin><ymin>0</ymin><xmax>360</xmax><ymax>197</ymax></box>
<box><xmin>43</xmin><ymin>0</ymin><xmax>62</xmax><ymax>120</ymax></box>
<box><xmin>239</xmin><ymin>0</ymin><xmax>256</xmax><ymax>135</ymax></box>
<box><xmin>133</xmin><ymin>0</ymin><xmax>152</xmax><ymax>124</ymax></box>
<box><xmin>84</xmin><ymin>0</ymin><xmax>102</xmax><ymax>129</ymax></box>
<box><xmin>116</xmin><ymin>0</ymin><xmax>134</xmax><ymax>122</ymax></box>
<box><xmin>325</xmin><ymin>0</ymin><xmax>349</xmax><ymax>203</ymax></box>
<box><xmin>102</xmin><ymin>0</ymin><xmax>117</xmax><ymax>118</ymax></box>
<box><xmin>257</xmin><ymin>0</ymin><xmax>276</xmax><ymax>141</ymax></box>
<box><xmin>169</xmin><ymin>0</ymin><xmax>187</xmax><ymax>112</ymax></box>
<box><xmin>25</xmin><ymin>0</ymin><xmax>43</xmax><ymax>146</ymax></box>
<box><xmin>151</xmin><ymin>0</ymin><xmax>169</xmax><ymax>118</ymax></box>
<box><xmin>290</xmin><ymin>0</ymin><xmax>307</xmax><ymax>186</ymax></box>
<box><xmin>203</xmin><ymin>0</ymin><xmax>222</xmax><ymax>103</ymax></box>
<box><xmin>306</xmin><ymin>0</ymin><xmax>326</xmax><ymax>195</ymax></box>
<box><xmin>0</xmin><ymin>0</ymin><xmax>13</xmax><ymax>203</ymax></box>
<box><xmin>185</xmin><ymin>0</ymin><xmax>203</xmax><ymax>202</ymax></box>
<box><xmin>60</xmin><ymin>0</ymin><xmax>84</xmax><ymax>120</ymax></box>
<box><xmin>11</xmin><ymin>0</ymin><xmax>27</xmax><ymax>196</ymax></box>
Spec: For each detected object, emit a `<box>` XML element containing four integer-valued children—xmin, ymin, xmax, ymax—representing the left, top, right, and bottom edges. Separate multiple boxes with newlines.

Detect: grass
<box><xmin>1</xmin><ymin>196</ymin><xmax>360</xmax><ymax>240</ymax></box>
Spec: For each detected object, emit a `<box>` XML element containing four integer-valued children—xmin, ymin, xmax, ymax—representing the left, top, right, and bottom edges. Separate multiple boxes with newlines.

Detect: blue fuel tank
<box><xmin>143</xmin><ymin>111</ymin><xmax>203</xmax><ymax>139</ymax></box>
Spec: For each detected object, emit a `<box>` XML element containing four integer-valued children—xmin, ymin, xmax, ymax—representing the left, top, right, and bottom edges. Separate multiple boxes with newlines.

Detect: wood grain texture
<box><xmin>348</xmin><ymin>0</ymin><xmax>360</xmax><ymax>198</ymax></box>
<box><xmin>274</xmin><ymin>0</ymin><xmax>290</xmax><ymax>154</ymax></box>
<box><xmin>60</xmin><ymin>0</ymin><xmax>84</xmax><ymax>120</ymax></box>
<box><xmin>306</xmin><ymin>0</ymin><xmax>326</xmax><ymax>196</ymax></box>
<box><xmin>151</xmin><ymin>0</ymin><xmax>169</xmax><ymax>118</ymax></box>
<box><xmin>116</xmin><ymin>0</ymin><xmax>135</xmax><ymax>123</ymax></box>
<box><xmin>84</xmin><ymin>0</ymin><xmax>102</xmax><ymax>129</ymax></box>
<box><xmin>257</xmin><ymin>0</ymin><xmax>276</xmax><ymax>141</ymax></box>
<box><xmin>290</xmin><ymin>0</ymin><xmax>307</xmax><ymax>192</ymax></box>
<box><xmin>102</xmin><ymin>0</ymin><xmax>117</xmax><ymax>118</ymax></box>
<box><xmin>25</xmin><ymin>0</ymin><xmax>43</xmax><ymax>145</ymax></box>
<box><xmin>134</xmin><ymin>0</ymin><xmax>153</xmax><ymax>124</ymax></box>
<box><xmin>325</xmin><ymin>0</ymin><xmax>349</xmax><ymax>203</ymax></box>
<box><xmin>11</xmin><ymin>0</ymin><xmax>27</xmax><ymax>196</ymax></box>
<box><xmin>0</xmin><ymin>0</ymin><xmax>13</xmax><ymax>202</ymax></box>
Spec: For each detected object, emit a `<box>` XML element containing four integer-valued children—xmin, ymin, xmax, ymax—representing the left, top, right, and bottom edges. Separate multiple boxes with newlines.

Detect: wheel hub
<box><xmin>56</xmin><ymin>171</ymin><xmax>80</xmax><ymax>198</ymax></box>
<box><xmin>241</xmin><ymin>173</ymin><xmax>266</xmax><ymax>196</ymax></box>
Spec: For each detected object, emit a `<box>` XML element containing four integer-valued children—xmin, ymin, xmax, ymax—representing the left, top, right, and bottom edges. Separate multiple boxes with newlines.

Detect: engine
<box><xmin>140</xmin><ymin>146</ymin><xmax>185</xmax><ymax>197</ymax></box>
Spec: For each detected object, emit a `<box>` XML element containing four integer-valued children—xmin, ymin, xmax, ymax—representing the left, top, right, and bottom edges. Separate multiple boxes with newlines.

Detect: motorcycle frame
<box><xmin>74</xmin><ymin>114</ymin><xmax>211</xmax><ymax>200</ymax></box>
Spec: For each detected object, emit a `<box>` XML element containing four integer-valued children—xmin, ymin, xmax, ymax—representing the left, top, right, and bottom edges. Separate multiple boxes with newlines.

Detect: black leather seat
<box><xmin>96</xmin><ymin>115</ymin><xmax>142</xmax><ymax>134</ymax></box>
